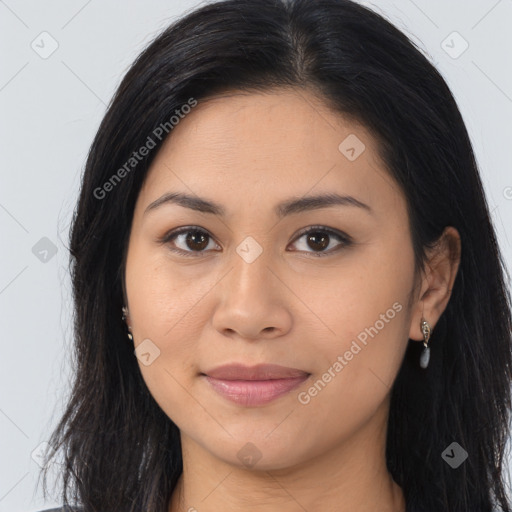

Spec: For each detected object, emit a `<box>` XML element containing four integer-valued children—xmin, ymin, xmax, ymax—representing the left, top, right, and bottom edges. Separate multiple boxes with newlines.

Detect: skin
<box><xmin>123</xmin><ymin>87</ymin><xmax>461</xmax><ymax>512</ymax></box>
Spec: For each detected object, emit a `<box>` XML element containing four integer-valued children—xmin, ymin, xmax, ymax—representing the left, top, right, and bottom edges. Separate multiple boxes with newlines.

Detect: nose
<box><xmin>211</xmin><ymin>248</ymin><xmax>293</xmax><ymax>341</ymax></box>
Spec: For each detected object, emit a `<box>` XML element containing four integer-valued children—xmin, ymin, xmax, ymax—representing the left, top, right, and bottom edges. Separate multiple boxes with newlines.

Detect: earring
<box><xmin>121</xmin><ymin>306</ymin><xmax>133</xmax><ymax>341</ymax></box>
<box><xmin>419</xmin><ymin>318</ymin><xmax>431</xmax><ymax>369</ymax></box>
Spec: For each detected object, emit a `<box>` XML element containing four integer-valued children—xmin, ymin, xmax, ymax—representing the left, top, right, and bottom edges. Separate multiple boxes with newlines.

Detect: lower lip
<box><xmin>203</xmin><ymin>375</ymin><xmax>310</xmax><ymax>406</ymax></box>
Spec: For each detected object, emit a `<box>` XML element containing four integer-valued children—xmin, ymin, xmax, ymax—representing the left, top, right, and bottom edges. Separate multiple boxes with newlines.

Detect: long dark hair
<box><xmin>39</xmin><ymin>0</ymin><xmax>512</xmax><ymax>510</ymax></box>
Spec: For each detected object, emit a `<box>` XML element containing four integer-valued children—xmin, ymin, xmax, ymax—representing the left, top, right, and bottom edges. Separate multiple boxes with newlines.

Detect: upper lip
<box><xmin>202</xmin><ymin>363</ymin><xmax>310</xmax><ymax>381</ymax></box>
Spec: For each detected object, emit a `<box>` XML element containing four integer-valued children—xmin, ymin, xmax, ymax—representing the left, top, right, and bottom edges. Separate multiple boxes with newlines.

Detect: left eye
<box><xmin>159</xmin><ymin>225</ymin><xmax>352</xmax><ymax>257</ymax></box>
<box><xmin>290</xmin><ymin>226</ymin><xmax>352</xmax><ymax>256</ymax></box>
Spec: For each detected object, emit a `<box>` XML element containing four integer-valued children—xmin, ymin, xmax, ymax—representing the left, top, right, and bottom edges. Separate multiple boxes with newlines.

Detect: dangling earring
<box><xmin>419</xmin><ymin>318</ymin><xmax>431</xmax><ymax>369</ymax></box>
<box><xmin>121</xmin><ymin>306</ymin><xmax>133</xmax><ymax>341</ymax></box>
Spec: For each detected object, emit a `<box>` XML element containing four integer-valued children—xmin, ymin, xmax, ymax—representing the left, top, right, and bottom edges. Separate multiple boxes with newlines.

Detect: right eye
<box><xmin>159</xmin><ymin>226</ymin><xmax>221</xmax><ymax>257</ymax></box>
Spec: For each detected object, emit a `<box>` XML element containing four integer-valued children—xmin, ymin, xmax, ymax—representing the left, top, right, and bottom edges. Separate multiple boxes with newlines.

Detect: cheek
<box><xmin>125</xmin><ymin>241</ymin><xmax>216</xmax><ymax>341</ymax></box>
<box><xmin>290</xmin><ymin>251</ymin><xmax>413</xmax><ymax>444</ymax></box>
<box><xmin>125</xmin><ymin>245</ymin><xmax>214</xmax><ymax>413</ymax></box>
<box><xmin>309</xmin><ymin>240</ymin><xmax>414</xmax><ymax>383</ymax></box>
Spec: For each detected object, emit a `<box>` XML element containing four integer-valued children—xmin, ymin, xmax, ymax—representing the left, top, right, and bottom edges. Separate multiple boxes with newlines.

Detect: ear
<box><xmin>409</xmin><ymin>226</ymin><xmax>461</xmax><ymax>341</ymax></box>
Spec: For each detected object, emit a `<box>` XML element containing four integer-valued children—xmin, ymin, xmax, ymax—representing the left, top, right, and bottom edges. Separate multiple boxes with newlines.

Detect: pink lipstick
<box><xmin>201</xmin><ymin>363</ymin><xmax>310</xmax><ymax>406</ymax></box>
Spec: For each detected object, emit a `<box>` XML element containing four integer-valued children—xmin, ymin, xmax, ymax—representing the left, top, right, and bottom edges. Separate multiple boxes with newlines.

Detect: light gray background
<box><xmin>1</xmin><ymin>1</ymin><xmax>511</xmax><ymax>511</ymax></box>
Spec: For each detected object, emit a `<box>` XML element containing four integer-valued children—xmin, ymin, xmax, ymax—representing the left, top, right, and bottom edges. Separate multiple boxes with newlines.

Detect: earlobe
<box><xmin>408</xmin><ymin>226</ymin><xmax>461</xmax><ymax>341</ymax></box>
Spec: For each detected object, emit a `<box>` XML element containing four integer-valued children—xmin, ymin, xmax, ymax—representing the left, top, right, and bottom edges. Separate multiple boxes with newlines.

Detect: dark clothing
<box><xmin>37</xmin><ymin>508</ymin><xmax>82</xmax><ymax>512</ymax></box>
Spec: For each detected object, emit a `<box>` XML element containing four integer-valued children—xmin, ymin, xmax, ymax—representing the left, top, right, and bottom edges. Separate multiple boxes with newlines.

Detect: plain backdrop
<box><xmin>1</xmin><ymin>0</ymin><xmax>511</xmax><ymax>510</ymax></box>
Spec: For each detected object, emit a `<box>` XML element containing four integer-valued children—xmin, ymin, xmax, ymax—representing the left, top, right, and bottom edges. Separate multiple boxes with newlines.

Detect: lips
<box><xmin>203</xmin><ymin>363</ymin><xmax>310</xmax><ymax>380</ymax></box>
<box><xmin>201</xmin><ymin>363</ymin><xmax>311</xmax><ymax>406</ymax></box>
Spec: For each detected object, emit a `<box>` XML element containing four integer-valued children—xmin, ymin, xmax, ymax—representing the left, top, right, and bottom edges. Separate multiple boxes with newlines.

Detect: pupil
<box><xmin>308</xmin><ymin>232</ymin><xmax>329</xmax><ymax>251</ymax></box>
<box><xmin>186</xmin><ymin>231</ymin><xmax>208</xmax><ymax>251</ymax></box>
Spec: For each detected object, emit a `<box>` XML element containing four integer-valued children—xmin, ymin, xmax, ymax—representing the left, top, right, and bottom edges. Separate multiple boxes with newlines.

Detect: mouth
<box><xmin>200</xmin><ymin>363</ymin><xmax>311</xmax><ymax>406</ymax></box>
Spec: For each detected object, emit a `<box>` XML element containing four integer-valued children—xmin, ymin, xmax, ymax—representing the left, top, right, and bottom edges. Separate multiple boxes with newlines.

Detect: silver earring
<box><xmin>419</xmin><ymin>318</ymin><xmax>431</xmax><ymax>369</ymax></box>
<box><xmin>121</xmin><ymin>306</ymin><xmax>133</xmax><ymax>341</ymax></box>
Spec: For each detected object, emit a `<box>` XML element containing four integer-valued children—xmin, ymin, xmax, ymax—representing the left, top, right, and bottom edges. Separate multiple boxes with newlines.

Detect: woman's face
<box><xmin>124</xmin><ymin>88</ymin><xmax>421</xmax><ymax>470</ymax></box>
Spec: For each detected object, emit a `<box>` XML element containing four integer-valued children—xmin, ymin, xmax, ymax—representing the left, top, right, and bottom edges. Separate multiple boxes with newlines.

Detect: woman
<box><xmin>37</xmin><ymin>0</ymin><xmax>512</xmax><ymax>511</ymax></box>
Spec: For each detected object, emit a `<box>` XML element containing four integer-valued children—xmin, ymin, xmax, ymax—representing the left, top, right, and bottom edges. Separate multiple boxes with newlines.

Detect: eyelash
<box><xmin>158</xmin><ymin>225</ymin><xmax>353</xmax><ymax>258</ymax></box>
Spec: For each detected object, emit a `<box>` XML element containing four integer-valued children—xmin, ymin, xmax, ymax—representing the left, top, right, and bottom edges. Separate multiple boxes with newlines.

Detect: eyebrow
<box><xmin>144</xmin><ymin>191</ymin><xmax>373</xmax><ymax>218</ymax></box>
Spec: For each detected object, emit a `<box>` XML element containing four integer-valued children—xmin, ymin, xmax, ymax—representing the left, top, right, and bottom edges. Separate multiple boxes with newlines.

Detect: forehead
<box><xmin>137</xmin><ymin>88</ymin><xmax>402</xmax><ymax>218</ymax></box>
